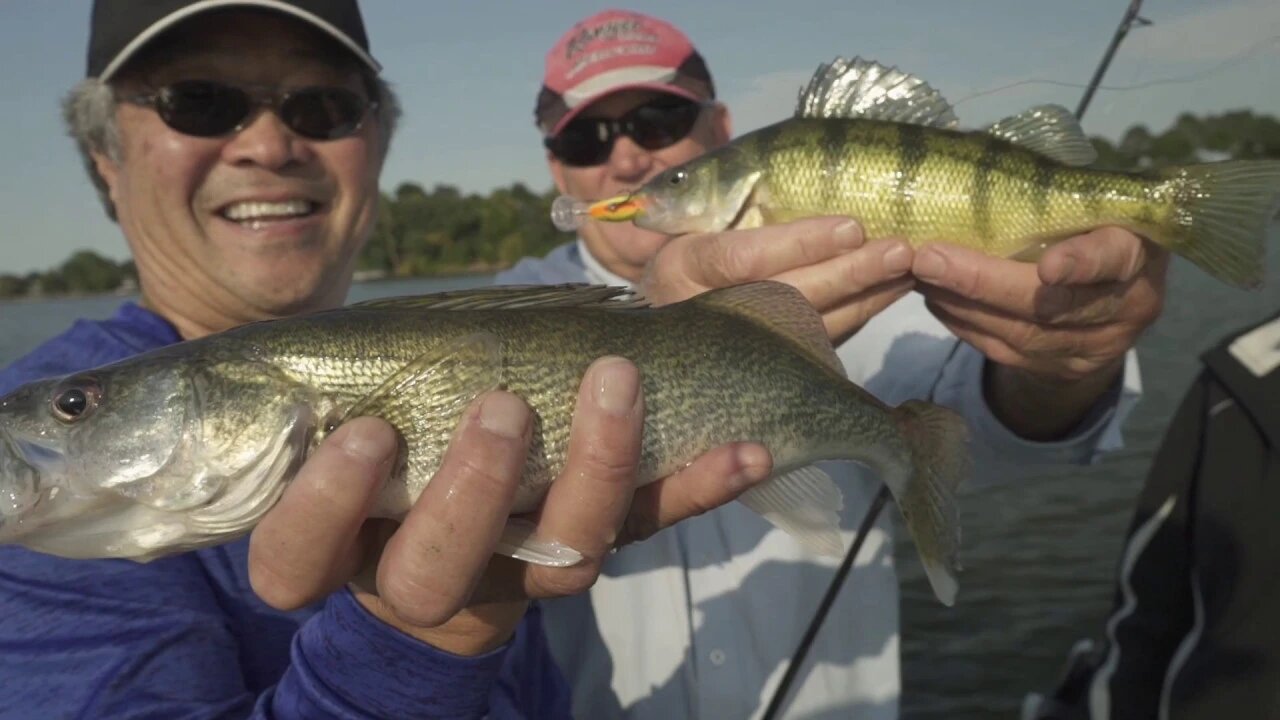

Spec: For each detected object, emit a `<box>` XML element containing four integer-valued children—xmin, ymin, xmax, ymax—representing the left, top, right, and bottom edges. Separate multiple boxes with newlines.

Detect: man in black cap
<box><xmin>0</xmin><ymin>2</ymin><xmax>771</xmax><ymax>717</ymax></box>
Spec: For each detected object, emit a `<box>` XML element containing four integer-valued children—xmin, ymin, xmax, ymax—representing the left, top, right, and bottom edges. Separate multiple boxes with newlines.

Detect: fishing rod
<box><xmin>761</xmin><ymin>4</ymin><xmax>1154</xmax><ymax>718</ymax></box>
<box><xmin>1076</xmin><ymin>0</ymin><xmax>1152</xmax><ymax>120</ymax></box>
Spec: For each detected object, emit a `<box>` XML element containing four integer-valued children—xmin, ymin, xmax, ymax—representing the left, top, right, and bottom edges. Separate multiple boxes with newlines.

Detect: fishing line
<box><xmin>952</xmin><ymin>33</ymin><xmax>1280</xmax><ymax>107</ymax></box>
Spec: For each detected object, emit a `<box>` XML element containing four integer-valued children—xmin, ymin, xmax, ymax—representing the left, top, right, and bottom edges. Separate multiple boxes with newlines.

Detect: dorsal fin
<box><xmin>984</xmin><ymin>105</ymin><xmax>1097</xmax><ymax>166</ymax></box>
<box><xmin>348</xmin><ymin>284</ymin><xmax>649</xmax><ymax>312</ymax></box>
<box><xmin>692</xmin><ymin>281</ymin><xmax>844</xmax><ymax>376</ymax></box>
<box><xmin>795</xmin><ymin>56</ymin><xmax>959</xmax><ymax>129</ymax></box>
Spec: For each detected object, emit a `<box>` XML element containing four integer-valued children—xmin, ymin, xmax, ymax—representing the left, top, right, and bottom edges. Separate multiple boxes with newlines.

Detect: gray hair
<box><xmin>62</xmin><ymin>76</ymin><xmax>402</xmax><ymax>222</ymax></box>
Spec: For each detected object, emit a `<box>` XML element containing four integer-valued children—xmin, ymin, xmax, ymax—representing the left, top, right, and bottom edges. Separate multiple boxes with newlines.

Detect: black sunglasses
<box><xmin>125</xmin><ymin>80</ymin><xmax>378</xmax><ymax>141</ymax></box>
<box><xmin>545</xmin><ymin>96</ymin><xmax>712</xmax><ymax>167</ymax></box>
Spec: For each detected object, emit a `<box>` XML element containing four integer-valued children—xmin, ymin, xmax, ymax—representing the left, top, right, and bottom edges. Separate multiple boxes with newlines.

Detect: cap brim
<box><xmin>549</xmin><ymin>82</ymin><xmax>705</xmax><ymax>136</ymax></box>
<box><xmin>97</xmin><ymin>0</ymin><xmax>381</xmax><ymax>81</ymax></box>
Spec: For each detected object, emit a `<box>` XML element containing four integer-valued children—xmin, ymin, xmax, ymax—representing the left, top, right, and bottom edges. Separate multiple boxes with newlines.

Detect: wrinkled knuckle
<box><xmin>683</xmin><ymin>488</ymin><xmax>722</xmax><ymax>519</ymax></box>
<box><xmin>580</xmin><ymin>441</ymin><xmax>640</xmax><ymax>480</ymax></box>
<box><xmin>1012</xmin><ymin>322</ymin><xmax>1048</xmax><ymax>354</ymax></box>
<box><xmin>721</xmin><ymin>243</ymin><xmax>758</xmax><ymax>283</ymax></box>
<box><xmin>453</xmin><ymin>455</ymin><xmax>518</xmax><ymax>495</ymax></box>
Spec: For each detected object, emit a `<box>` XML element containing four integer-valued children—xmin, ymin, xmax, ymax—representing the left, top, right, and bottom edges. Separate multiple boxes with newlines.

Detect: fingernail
<box><xmin>593</xmin><ymin>357</ymin><xmax>640</xmax><ymax>416</ymax></box>
<box><xmin>479</xmin><ymin>392</ymin><xmax>529</xmax><ymax>439</ymax></box>
<box><xmin>833</xmin><ymin>219</ymin><xmax>864</xmax><ymax>249</ymax></box>
<box><xmin>729</xmin><ymin>444</ymin><xmax>772</xmax><ymax>490</ymax></box>
<box><xmin>883</xmin><ymin>241</ymin><xmax>913</xmax><ymax>274</ymax></box>
<box><xmin>914</xmin><ymin>249</ymin><xmax>947</xmax><ymax>282</ymax></box>
<box><xmin>339</xmin><ymin>420</ymin><xmax>398</xmax><ymax>463</ymax></box>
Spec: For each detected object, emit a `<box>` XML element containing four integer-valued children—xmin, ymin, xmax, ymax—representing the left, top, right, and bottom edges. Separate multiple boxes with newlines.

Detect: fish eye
<box><xmin>50</xmin><ymin>379</ymin><xmax>101</xmax><ymax>424</ymax></box>
<box><xmin>667</xmin><ymin>170</ymin><xmax>688</xmax><ymax>187</ymax></box>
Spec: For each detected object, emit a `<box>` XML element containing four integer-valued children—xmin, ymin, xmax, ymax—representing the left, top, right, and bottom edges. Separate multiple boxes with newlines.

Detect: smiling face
<box><xmin>93</xmin><ymin>9</ymin><xmax>385</xmax><ymax>338</ymax></box>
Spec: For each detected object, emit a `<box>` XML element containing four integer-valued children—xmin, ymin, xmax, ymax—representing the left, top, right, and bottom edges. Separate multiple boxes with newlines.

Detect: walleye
<box><xmin>577</xmin><ymin>57</ymin><xmax>1280</xmax><ymax>289</ymax></box>
<box><xmin>0</xmin><ymin>282</ymin><xmax>971</xmax><ymax>605</ymax></box>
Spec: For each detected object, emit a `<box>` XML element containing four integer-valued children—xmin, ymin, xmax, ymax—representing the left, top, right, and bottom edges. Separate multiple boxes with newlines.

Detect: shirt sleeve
<box><xmin>836</xmin><ymin>293</ymin><xmax>1143</xmax><ymax>487</ymax></box>
<box><xmin>0</xmin><ymin>547</ymin><xmax>528</xmax><ymax>720</ymax></box>
<box><xmin>930</xmin><ymin>343</ymin><xmax>1143</xmax><ymax>478</ymax></box>
<box><xmin>262</xmin><ymin>588</ymin><xmax>512</xmax><ymax>719</ymax></box>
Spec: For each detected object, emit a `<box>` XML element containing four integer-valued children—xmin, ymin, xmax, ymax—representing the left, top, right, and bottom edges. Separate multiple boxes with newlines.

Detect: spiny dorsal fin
<box><xmin>348</xmin><ymin>284</ymin><xmax>649</xmax><ymax>312</ymax></box>
<box><xmin>984</xmin><ymin>105</ymin><xmax>1097</xmax><ymax>166</ymax></box>
<box><xmin>692</xmin><ymin>281</ymin><xmax>844</xmax><ymax>376</ymax></box>
<box><xmin>795</xmin><ymin>56</ymin><xmax>959</xmax><ymax>129</ymax></box>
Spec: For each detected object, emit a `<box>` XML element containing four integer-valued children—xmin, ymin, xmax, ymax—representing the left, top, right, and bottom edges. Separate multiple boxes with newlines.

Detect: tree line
<box><xmin>5</xmin><ymin>109</ymin><xmax>1279</xmax><ymax>299</ymax></box>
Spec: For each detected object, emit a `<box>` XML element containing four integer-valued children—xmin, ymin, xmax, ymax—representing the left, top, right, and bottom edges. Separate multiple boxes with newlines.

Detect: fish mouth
<box><xmin>0</xmin><ymin>427</ymin><xmax>59</xmax><ymax>539</ymax></box>
<box><xmin>587</xmin><ymin>192</ymin><xmax>646</xmax><ymax>222</ymax></box>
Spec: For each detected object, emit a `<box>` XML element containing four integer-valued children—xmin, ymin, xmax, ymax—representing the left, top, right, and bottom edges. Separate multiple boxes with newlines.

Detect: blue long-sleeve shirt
<box><xmin>0</xmin><ymin>302</ymin><xmax>571</xmax><ymax>719</ymax></box>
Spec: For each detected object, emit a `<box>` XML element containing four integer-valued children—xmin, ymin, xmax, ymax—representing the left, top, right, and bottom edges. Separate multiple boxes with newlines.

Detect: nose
<box><xmin>606</xmin><ymin>135</ymin><xmax>654</xmax><ymax>184</ymax></box>
<box><xmin>221</xmin><ymin>110</ymin><xmax>313</xmax><ymax>170</ymax></box>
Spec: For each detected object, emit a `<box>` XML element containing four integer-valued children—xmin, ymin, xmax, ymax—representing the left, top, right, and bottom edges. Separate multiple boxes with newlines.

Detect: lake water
<box><xmin>1</xmin><ymin>241</ymin><xmax>1278</xmax><ymax>718</ymax></box>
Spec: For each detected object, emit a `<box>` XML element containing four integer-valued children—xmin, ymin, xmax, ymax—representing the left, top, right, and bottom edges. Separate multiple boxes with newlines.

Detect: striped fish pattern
<box><xmin>589</xmin><ymin>57</ymin><xmax>1280</xmax><ymax>289</ymax></box>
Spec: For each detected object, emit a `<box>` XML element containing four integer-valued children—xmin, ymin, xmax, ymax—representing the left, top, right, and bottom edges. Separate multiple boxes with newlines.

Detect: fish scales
<box><xmin>746</xmin><ymin>118</ymin><xmax>1163</xmax><ymax>255</ymax></box>
<box><xmin>260</xmin><ymin>303</ymin><xmax>896</xmax><ymax>507</ymax></box>
<box><xmin>0</xmin><ymin>282</ymin><xmax>971</xmax><ymax>604</ymax></box>
<box><xmin>585</xmin><ymin>57</ymin><xmax>1280</xmax><ymax>288</ymax></box>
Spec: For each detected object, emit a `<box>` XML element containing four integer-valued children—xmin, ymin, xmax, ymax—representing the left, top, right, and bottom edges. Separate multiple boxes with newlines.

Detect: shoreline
<box><xmin>0</xmin><ymin>267</ymin><xmax>504</xmax><ymax>306</ymax></box>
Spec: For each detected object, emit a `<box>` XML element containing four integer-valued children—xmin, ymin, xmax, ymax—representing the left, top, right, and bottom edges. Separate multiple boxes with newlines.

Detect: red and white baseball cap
<box><xmin>534</xmin><ymin>9</ymin><xmax>715</xmax><ymax>136</ymax></box>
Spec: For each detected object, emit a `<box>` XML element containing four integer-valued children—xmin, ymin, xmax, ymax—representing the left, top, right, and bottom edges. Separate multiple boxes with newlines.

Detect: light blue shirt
<box><xmin>496</xmin><ymin>240</ymin><xmax>1142</xmax><ymax>719</ymax></box>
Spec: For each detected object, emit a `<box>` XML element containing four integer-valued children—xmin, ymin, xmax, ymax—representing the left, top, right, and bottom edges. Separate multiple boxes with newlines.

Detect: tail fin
<box><xmin>890</xmin><ymin>400</ymin><xmax>971</xmax><ymax>607</ymax></box>
<box><xmin>1161</xmin><ymin>160</ymin><xmax>1280</xmax><ymax>289</ymax></box>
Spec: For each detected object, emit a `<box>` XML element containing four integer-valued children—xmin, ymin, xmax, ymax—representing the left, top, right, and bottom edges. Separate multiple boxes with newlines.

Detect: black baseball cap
<box><xmin>86</xmin><ymin>0</ymin><xmax>382</xmax><ymax>80</ymax></box>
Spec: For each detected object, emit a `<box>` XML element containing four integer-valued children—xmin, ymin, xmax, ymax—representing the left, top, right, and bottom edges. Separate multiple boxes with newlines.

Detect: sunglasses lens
<box><xmin>548</xmin><ymin>97</ymin><xmax>705</xmax><ymax>167</ymax></box>
<box><xmin>629</xmin><ymin>100</ymin><xmax>702</xmax><ymax>150</ymax></box>
<box><xmin>548</xmin><ymin>122</ymin><xmax>613</xmax><ymax>167</ymax></box>
<box><xmin>151</xmin><ymin>82</ymin><xmax>369</xmax><ymax>140</ymax></box>
<box><xmin>157</xmin><ymin>81</ymin><xmax>251</xmax><ymax>137</ymax></box>
<box><xmin>280</xmin><ymin>88</ymin><xmax>369</xmax><ymax>140</ymax></box>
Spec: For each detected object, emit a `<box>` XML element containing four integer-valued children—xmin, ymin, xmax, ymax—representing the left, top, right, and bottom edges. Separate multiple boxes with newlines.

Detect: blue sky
<box><xmin>1</xmin><ymin>0</ymin><xmax>1278</xmax><ymax>274</ymax></box>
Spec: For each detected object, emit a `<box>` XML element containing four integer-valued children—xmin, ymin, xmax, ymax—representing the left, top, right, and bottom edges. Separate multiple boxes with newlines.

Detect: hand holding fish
<box><xmin>247</xmin><ymin>358</ymin><xmax>774</xmax><ymax>655</ymax></box>
<box><xmin>639</xmin><ymin>215</ymin><xmax>916</xmax><ymax>344</ymax></box>
<box><xmin>914</xmin><ymin>226</ymin><xmax>1168</xmax><ymax>439</ymax></box>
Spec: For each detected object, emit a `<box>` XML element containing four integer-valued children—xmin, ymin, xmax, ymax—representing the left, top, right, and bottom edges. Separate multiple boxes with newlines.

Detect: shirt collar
<box><xmin>576</xmin><ymin>237</ymin><xmax>635</xmax><ymax>290</ymax></box>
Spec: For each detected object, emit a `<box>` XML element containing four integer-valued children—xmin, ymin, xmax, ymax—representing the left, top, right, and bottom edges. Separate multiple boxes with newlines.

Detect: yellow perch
<box><xmin>588</xmin><ymin>57</ymin><xmax>1280</xmax><ymax>289</ymax></box>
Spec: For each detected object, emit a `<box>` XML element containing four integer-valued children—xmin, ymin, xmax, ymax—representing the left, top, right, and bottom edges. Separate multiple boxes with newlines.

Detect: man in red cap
<box><xmin>498</xmin><ymin>8</ymin><xmax>1164</xmax><ymax>719</ymax></box>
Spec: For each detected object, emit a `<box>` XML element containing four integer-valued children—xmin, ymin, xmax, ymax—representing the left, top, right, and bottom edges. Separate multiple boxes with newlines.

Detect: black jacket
<box><xmin>1027</xmin><ymin>310</ymin><xmax>1280</xmax><ymax>720</ymax></box>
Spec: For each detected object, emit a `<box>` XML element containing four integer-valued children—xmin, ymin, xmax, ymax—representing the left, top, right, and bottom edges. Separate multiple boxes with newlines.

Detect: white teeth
<box><xmin>222</xmin><ymin>200</ymin><xmax>314</xmax><ymax>221</ymax></box>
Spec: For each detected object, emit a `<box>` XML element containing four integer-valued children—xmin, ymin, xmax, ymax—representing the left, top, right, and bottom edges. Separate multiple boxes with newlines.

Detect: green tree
<box><xmin>58</xmin><ymin>250</ymin><xmax>124</xmax><ymax>293</ymax></box>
